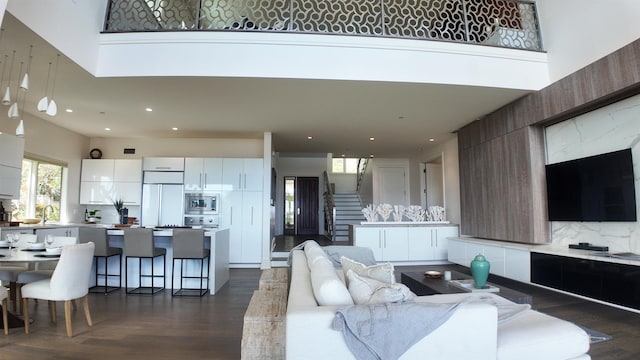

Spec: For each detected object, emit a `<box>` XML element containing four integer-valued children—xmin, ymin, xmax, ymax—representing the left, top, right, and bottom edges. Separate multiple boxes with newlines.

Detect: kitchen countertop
<box><xmin>0</xmin><ymin>223</ymin><xmax>222</xmax><ymax>237</ymax></box>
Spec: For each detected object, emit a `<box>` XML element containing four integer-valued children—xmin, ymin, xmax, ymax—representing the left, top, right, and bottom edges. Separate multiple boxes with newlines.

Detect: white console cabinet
<box><xmin>352</xmin><ymin>224</ymin><xmax>459</xmax><ymax>263</ymax></box>
<box><xmin>447</xmin><ymin>238</ymin><xmax>531</xmax><ymax>283</ymax></box>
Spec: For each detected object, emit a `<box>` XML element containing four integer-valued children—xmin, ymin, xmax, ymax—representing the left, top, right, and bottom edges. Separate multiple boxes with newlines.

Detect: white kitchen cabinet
<box><xmin>0</xmin><ymin>133</ymin><xmax>24</xmax><ymax>199</ymax></box>
<box><xmin>80</xmin><ymin>182</ymin><xmax>113</xmax><ymax>205</ymax></box>
<box><xmin>0</xmin><ymin>165</ymin><xmax>21</xmax><ymax>200</ymax></box>
<box><xmin>114</xmin><ymin>159</ymin><xmax>142</xmax><ymax>182</ymax></box>
<box><xmin>81</xmin><ymin>159</ymin><xmax>114</xmax><ymax>182</ymax></box>
<box><xmin>142</xmin><ymin>157</ymin><xmax>184</xmax><ymax>171</ymax></box>
<box><xmin>407</xmin><ymin>226</ymin><xmax>458</xmax><ymax>261</ymax></box>
<box><xmin>185</xmin><ymin>158</ymin><xmax>223</xmax><ymax>192</ymax></box>
<box><xmin>0</xmin><ymin>133</ymin><xmax>24</xmax><ymax>169</ymax></box>
<box><xmin>222</xmin><ymin>158</ymin><xmax>263</xmax><ymax>192</ymax></box>
<box><xmin>35</xmin><ymin>227</ymin><xmax>79</xmax><ymax>241</ymax></box>
<box><xmin>221</xmin><ymin>189</ymin><xmax>263</xmax><ymax>264</ymax></box>
<box><xmin>80</xmin><ymin>159</ymin><xmax>142</xmax><ymax>205</ymax></box>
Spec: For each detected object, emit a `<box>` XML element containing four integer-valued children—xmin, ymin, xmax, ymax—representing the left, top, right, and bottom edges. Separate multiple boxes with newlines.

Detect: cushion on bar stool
<box><xmin>171</xmin><ymin>229</ymin><xmax>209</xmax><ymax>296</ymax></box>
<box><xmin>123</xmin><ymin>228</ymin><xmax>166</xmax><ymax>295</ymax></box>
<box><xmin>79</xmin><ymin>227</ymin><xmax>122</xmax><ymax>294</ymax></box>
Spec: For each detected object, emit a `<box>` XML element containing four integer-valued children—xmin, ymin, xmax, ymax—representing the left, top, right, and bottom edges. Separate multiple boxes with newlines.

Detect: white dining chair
<box><xmin>0</xmin><ymin>286</ymin><xmax>8</xmax><ymax>335</ymax></box>
<box><xmin>21</xmin><ymin>242</ymin><xmax>95</xmax><ymax>337</ymax></box>
<box><xmin>0</xmin><ymin>233</ymin><xmax>37</xmax><ymax>311</ymax></box>
<box><xmin>17</xmin><ymin>236</ymin><xmax>78</xmax><ymax>284</ymax></box>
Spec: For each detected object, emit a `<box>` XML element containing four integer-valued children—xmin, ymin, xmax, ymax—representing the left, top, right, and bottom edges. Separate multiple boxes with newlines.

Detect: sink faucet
<box><xmin>42</xmin><ymin>205</ymin><xmax>54</xmax><ymax>224</ymax></box>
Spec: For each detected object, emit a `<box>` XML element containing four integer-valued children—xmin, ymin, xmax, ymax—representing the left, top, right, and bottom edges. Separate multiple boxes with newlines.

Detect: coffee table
<box><xmin>401</xmin><ymin>270</ymin><xmax>532</xmax><ymax>305</ymax></box>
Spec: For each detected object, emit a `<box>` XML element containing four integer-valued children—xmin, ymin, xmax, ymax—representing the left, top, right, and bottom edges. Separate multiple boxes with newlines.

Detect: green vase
<box><xmin>470</xmin><ymin>254</ymin><xmax>490</xmax><ymax>289</ymax></box>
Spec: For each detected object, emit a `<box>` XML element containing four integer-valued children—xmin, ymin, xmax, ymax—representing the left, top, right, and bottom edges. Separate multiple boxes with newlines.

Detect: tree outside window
<box><xmin>12</xmin><ymin>159</ymin><xmax>63</xmax><ymax>221</ymax></box>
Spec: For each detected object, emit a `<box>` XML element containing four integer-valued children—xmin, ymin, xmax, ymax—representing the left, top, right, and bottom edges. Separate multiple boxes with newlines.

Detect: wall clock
<box><xmin>89</xmin><ymin>148</ymin><xmax>103</xmax><ymax>159</ymax></box>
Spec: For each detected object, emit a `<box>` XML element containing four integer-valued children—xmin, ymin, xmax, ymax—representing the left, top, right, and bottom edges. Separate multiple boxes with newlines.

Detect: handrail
<box><xmin>356</xmin><ymin>158</ymin><xmax>369</xmax><ymax>193</ymax></box>
<box><xmin>322</xmin><ymin>170</ymin><xmax>336</xmax><ymax>241</ymax></box>
<box><xmin>104</xmin><ymin>0</ymin><xmax>543</xmax><ymax>51</ymax></box>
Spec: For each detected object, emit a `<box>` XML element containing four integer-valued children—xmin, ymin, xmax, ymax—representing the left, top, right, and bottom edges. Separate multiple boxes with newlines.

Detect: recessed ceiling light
<box><xmin>105</xmin><ymin>127</ymin><xmax>111</xmax><ymax>131</ymax></box>
<box><xmin>370</xmin><ymin>154</ymin><xmax>374</xmax><ymax>158</ymax></box>
<box><xmin>307</xmin><ymin>136</ymin><xmax>313</xmax><ymax>140</ymax></box>
<box><xmin>172</xmin><ymin>127</ymin><xmax>178</xmax><ymax>131</ymax></box>
<box><xmin>145</xmin><ymin>108</ymin><xmax>153</xmax><ymax>112</ymax></box>
<box><xmin>65</xmin><ymin>109</ymin><xmax>73</xmax><ymax>113</ymax></box>
<box><xmin>428</xmin><ymin>138</ymin><xmax>435</xmax><ymax>142</ymax></box>
<box><xmin>369</xmin><ymin>137</ymin><xmax>375</xmax><ymax>141</ymax></box>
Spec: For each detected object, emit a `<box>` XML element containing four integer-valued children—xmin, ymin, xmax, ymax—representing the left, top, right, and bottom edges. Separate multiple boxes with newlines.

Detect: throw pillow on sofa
<box><xmin>310</xmin><ymin>255</ymin><xmax>354</xmax><ymax>306</ymax></box>
<box><xmin>346</xmin><ymin>270</ymin><xmax>414</xmax><ymax>305</ymax></box>
<box><xmin>341</xmin><ymin>256</ymin><xmax>395</xmax><ymax>285</ymax></box>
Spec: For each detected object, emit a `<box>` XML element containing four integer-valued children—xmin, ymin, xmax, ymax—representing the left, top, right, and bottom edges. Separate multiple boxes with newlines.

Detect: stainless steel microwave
<box><xmin>185</xmin><ymin>193</ymin><xmax>219</xmax><ymax>214</ymax></box>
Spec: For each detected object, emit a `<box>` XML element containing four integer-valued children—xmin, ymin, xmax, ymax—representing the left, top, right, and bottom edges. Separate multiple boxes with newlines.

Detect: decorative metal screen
<box><xmin>198</xmin><ymin>0</ymin><xmax>290</xmax><ymax>31</ymax></box>
<box><xmin>104</xmin><ymin>0</ymin><xmax>542</xmax><ymax>50</ymax></box>
<box><xmin>291</xmin><ymin>0</ymin><xmax>383</xmax><ymax>35</ymax></box>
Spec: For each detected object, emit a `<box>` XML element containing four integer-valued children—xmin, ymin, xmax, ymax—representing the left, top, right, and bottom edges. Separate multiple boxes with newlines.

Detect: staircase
<box><xmin>332</xmin><ymin>193</ymin><xmax>365</xmax><ymax>242</ymax></box>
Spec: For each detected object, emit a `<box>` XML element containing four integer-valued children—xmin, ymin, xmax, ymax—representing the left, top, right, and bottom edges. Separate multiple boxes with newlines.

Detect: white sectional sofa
<box><xmin>286</xmin><ymin>243</ymin><xmax>591</xmax><ymax>360</ymax></box>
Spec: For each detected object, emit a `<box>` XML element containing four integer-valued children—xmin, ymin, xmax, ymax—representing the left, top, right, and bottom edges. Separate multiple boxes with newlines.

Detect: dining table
<box><xmin>0</xmin><ymin>246</ymin><xmax>61</xmax><ymax>328</ymax></box>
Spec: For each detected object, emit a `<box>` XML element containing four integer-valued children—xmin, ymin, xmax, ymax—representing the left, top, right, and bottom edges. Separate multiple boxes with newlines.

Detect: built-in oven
<box><xmin>184</xmin><ymin>215</ymin><xmax>219</xmax><ymax>228</ymax></box>
<box><xmin>185</xmin><ymin>193</ymin><xmax>219</xmax><ymax>215</ymax></box>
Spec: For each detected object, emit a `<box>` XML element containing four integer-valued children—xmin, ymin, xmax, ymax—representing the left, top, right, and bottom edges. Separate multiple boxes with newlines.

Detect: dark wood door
<box><xmin>296</xmin><ymin>177</ymin><xmax>319</xmax><ymax>235</ymax></box>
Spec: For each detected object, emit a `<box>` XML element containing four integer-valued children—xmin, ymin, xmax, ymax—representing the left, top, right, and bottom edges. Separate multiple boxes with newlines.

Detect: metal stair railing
<box><xmin>323</xmin><ymin>170</ymin><xmax>336</xmax><ymax>241</ymax></box>
<box><xmin>356</xmin><ymin>157</ymin><xmax>368</xmax><ymax>193</ymax></box>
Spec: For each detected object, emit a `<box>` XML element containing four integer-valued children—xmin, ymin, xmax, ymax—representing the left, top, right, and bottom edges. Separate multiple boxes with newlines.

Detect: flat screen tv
<box><xmin>546</xmin><ymin>149</ymin><xmax>637</xmax><ymax>222</ymax></box>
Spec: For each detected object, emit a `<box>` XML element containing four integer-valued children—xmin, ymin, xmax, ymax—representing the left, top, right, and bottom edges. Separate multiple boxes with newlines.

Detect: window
<box><xmin>332</xmin><ymin>158</ymin><xmax>359</xmax><ymax>174</ymax></box>
<box><xmin>12</xmin><ymin>158</ymin><xmax>65</xmax><ymax>222</ymax></box>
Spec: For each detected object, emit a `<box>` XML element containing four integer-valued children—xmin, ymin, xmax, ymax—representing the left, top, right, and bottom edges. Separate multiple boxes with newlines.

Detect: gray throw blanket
<box><xmin>332</xmin><ymin>296</ymin><xmax>531</xmax><ymax>360</ymax></box>
<box><xmin>332</xmin><ymin>299</ymin><xmax>470</xmax><ymax>360</ymax></box>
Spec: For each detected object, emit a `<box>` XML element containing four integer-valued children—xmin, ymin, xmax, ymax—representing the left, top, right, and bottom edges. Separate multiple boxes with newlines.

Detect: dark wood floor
<box><xmin>2</xmin><ymin>258</ymin><xmax>639</xmax><ymax>359</ymax></box>
<box><xmin>397</xmin><ymin>264</ymin><xmax>640</xmax><ymax>360</ymax></box>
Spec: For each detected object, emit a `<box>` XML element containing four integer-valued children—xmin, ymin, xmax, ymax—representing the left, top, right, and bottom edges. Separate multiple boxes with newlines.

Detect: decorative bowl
<box><xmin>21</xmin><ymin>218</ymin><xmax>41</xmax><ymax>224</ymax></box>
<box><xmin>424</xmin><ymin>270</ymin><xmax>443</xmax><ymax>279</ymax></box>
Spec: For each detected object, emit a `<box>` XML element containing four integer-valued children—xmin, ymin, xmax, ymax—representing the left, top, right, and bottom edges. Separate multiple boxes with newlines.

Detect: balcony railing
<box><xmin>104</xmin><ymin>0</ymin><xmax>542</xmax><ymax>51</ymax></box>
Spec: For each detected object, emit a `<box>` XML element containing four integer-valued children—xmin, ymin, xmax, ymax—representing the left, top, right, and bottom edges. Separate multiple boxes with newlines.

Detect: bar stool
<box><xmin>171</xmin><ymin>229</ymin><xmax>209</xmax><ymax>296</ymax></box>
<box><xmin>124</xmin><ymin>228</ymin><xmax>166</xmax><ymax>295</ymax></box>
<box><xmin>79</xmin><ymin>227</ymin><xmax>122</xmax><ymax>294</ymax></box>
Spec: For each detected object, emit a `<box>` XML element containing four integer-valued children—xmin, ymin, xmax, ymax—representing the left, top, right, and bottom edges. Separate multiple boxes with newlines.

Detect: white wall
<box><xmin>545</xmin><ymin>94</ymin><xmax>640</xmax><ymax>253</ymax></box>
<box><xmin>536</xmin><ymin>0</ymin><xmax>640</xmax><ymax>82</ymax></box>
<box><xmin>89</xmin><ymin>137</ymin><xmax>263</xmax><ymax>158</ymax></box>
<box><xmin>7</xmin><ymin>0</ymin><xmax>107</xmax><ymax>74</ymax></box>
<box><xmin>410</xmin><ymin>137</ymin><xmax>460</xmax><ymax>225</ymax></box>
<box><xmin>372</xmin><ymin>158</ymin><xmax>410</xmax><ymax>206</ymax></box>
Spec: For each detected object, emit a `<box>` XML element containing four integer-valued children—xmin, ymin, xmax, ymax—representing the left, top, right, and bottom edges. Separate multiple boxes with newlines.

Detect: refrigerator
<box><xmin>141</xmin><ymin>171</ymin><xmax>184</xmax><ymax>227</ymax></box>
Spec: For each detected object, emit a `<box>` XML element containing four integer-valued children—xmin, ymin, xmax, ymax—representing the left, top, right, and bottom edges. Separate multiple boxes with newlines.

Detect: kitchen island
<box><xmin>0</xmin><ymin>224</ymin><xmax>230</xmax><ymax>295</ymax></box>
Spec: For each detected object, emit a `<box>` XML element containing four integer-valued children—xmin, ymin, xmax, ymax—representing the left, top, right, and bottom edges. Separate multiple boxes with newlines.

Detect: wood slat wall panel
<box><xmin>458</xmin><ymin>39</ymin><xmax>640</xmax><ymax>244</ymax></box>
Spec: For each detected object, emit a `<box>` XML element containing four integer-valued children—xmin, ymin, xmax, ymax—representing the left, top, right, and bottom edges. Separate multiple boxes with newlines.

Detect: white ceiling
<box><xmin>0</xmin><ymin>13</ymin><xmax>532</xmax><ymax>158</ymax></box>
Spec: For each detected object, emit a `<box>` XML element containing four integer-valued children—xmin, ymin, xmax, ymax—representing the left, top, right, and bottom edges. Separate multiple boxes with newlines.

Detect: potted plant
<box><xmin>87</xmin><ymin>209</ymin><xmax>101</xmax><ymax>223</ymax></box>
<box><xmin>112</xmin><ymin>198</ymin><xmax>128</xmax><ymax>224</ymax></box>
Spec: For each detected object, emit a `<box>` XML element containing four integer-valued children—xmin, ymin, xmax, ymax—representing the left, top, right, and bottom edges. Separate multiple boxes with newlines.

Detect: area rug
<box><xmin>576</xmin><ymin>324</ymin><xmax>612</xmax><ymax>344</ymax></box>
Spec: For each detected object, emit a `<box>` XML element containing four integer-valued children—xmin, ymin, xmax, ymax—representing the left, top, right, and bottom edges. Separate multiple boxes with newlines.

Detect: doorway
<box><xmin>284</xmin><ymin>176</ymin><xmax>319</xmax><ymax>235</ymax></box>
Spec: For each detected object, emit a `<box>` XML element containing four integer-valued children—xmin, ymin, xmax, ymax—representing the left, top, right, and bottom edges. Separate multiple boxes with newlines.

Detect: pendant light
<box><xmin>2</xmin><ymin>50</ymin><xmax>15</xmax><ymax>106</ymax></box>
<box><xmin>37</xmin><ymin>61</ymin><xmax>51</xmax><ymax>112</ymax></box>
<box><xmin>8</xmin><ymin>61</ymin><xmax>22</xmax><ymax>118</ymax></box>
<box><xmin>20</xmin><ymin>45</ymin><xmax>33</xmax><ymax>91</ymax></box>
<box><xmin>16</xmin><ymin>62</ymin><xmax>29</xmax><ymax>137</ymax></box>
<box><xmin>0</xmin><ymin>55</ymin><xmax>8</xmax><ymax>104</ymax></box>
<box><xmin>46</xmin><ymin>54</ymin><xmax>60</xmax><ymax>116</ymax></box>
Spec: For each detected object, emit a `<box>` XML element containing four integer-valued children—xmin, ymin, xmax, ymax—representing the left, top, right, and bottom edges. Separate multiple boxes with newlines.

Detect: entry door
<box><xmin>296</xmin><ymin>177</ymin><xmax>319</xmax><ymax>235</ymax></box>
<box><xmin>283</xmin><ymin>176</ymin><xmax>319</xmax><ymax>235</ymax></box>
